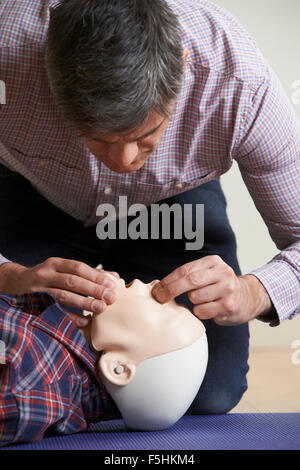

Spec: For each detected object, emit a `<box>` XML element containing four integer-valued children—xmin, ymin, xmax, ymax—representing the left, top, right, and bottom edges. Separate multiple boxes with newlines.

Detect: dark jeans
<box><xmin>0</xmin><ymin>163</ymin><xmax>249</xmax><ymax>414</ymax></box>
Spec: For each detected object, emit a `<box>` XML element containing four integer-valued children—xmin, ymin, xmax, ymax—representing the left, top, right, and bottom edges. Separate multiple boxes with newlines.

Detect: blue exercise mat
<box><xmin>1</xmin><ymin>414</ymin><xmax>299</xmax><ymax>450</ymax></box>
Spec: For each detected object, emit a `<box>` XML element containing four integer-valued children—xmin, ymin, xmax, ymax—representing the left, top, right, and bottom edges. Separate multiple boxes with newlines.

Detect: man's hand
<box><xmin>0</xmin><ymin>258</ymin><xmax>119</xmax><ymax>327</ymax></box>
<box><xmin>151</xmin><ymin>255</ymin><xmax>274</xmax><ymax>325</ymax></box>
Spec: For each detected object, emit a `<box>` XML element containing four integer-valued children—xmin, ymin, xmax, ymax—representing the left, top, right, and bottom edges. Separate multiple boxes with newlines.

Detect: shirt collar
<box><xmin>0</xmin><ymin>291</ymin><xmax>101</xmax><ymax>381</ymax></box>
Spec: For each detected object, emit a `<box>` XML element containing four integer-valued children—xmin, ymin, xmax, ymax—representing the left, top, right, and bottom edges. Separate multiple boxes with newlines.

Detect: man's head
<box><xmin>45</xmin><ymin>0</ymin><xmax>186</xmax><ymax>172</ymax></box>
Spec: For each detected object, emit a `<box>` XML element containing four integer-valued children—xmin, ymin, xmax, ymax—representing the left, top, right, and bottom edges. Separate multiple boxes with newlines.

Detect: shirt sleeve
<box><xmin>233</xmin><ymin>66</ymin><xmax>300</xmax><ymax>325</ymax></box>
<box><xmin>0</xmin><ymin>388</ymin><xmax>19</xmax><ymax>446</ymax></box>
<box><xmin>0</xmin><ymin>377</ymin><xmax>88</xmax><ymax>447</ymax></box>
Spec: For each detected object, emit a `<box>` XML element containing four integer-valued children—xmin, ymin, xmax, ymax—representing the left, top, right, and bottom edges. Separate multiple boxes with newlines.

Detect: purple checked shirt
<box><xmin>0</xmin><ymin>0</ymin><xmax>299</xmax><ymax>323</ymax></box>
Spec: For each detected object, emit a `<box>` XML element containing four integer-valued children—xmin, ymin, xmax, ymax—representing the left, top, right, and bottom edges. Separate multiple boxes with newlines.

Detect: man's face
<box><xmin>77</xmin><ymin>48</ymin><xmax>189</xmax><ymax>173</ymax></box>
<box><xmin>78</xmin><ymin>104</ymin><xmax>175</xmax><ymax>173</ymax></box>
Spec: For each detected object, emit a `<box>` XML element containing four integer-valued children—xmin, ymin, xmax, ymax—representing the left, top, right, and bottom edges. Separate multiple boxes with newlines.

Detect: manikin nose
<box><xmin>109</xmin><ymin>141</ymin><xmax>139</xmax><ymax>166</ymax></box>
<box><xmin>126</xmin><ymin>279</ymin><xmax>160</xmax><ymax>295</ymax></box>
<box><xmin>126</xmin><ymin>279</ymin><xmax>143</xmax><ymax>288</ymax></box>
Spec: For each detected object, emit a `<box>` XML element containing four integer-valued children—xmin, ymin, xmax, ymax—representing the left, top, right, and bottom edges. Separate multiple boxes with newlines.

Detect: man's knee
<box><xmin>187</xmin><ymin>375</ymin><xmax>248</xmax><ymax>415</ymax></box>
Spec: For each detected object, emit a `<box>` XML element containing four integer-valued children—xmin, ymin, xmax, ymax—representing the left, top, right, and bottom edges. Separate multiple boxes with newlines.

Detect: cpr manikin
<box><xmin>89</xmin><ymin>276</ymin><xmax>208</xmax><ymax>431</ymax></box>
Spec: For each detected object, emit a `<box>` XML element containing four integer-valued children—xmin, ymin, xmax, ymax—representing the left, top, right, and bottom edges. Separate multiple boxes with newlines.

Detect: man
<box><xmin>0</xmin><ymin>0</ymin><xmax>299</xmax><ymax>417</ymax></box>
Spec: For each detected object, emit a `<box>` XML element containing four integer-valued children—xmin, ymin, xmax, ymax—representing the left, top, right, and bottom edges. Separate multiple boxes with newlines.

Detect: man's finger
<box><xmin>193</xmin><ymin>302</ymin><xmax>218</xmax><ymax>320</ymax></box>
<box><xmin>48</xmin><ymin>272</ymin><xmax>117</xmax><ymax>305</ymax></box>
<box><xmin>152</xmin><ymin>262</ymin><xmax>218</xmax><ymax>303</ymax></box>
<box><xmin>51</xmin><ymin>257</ymin><xmax>120</xmax><ymax>285</ymax></box>
<box><xmin>158</xmin><ymin>256</ymin><xmax>217</xmax><ymax>285</ymax></box>
<box><xmin>46</xmin><ymin>284</ymin><xmax>111</xmax><ymax>314</ymax></box>
<box><xmin>188</xmin><ymin>283</ymin><xmax>220</xmax><ymax>305</ymax></box>
<box><xmin>63</xmin><ymin>309</ymin><xmax>91</xmax><ymax>328</ymax></box>
<box><xmin>102</xmin><ymin>270</ymin><xmax>120</xmax><ymax>279</ymax></box>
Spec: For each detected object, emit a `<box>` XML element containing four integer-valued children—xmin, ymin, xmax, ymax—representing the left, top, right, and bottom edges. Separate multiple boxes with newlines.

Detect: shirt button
<box><xmin>175</xmin><ymin>182</ymin><xmax>184</xmax><ymax>189</ymax></box>
<box><xmin>104</xmin><ymin>185</ymin><xmax>112</xmax><ymax>195</ymax></box>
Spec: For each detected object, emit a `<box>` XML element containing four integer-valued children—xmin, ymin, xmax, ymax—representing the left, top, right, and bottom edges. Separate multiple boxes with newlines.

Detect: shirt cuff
<box><xmin>249</xmin><ymin>260</ymin><xmax>300</xmax><ymax>325</ymax></box>
<box><xmin>0</xmin><ymin>391</ymin><xmax>19</xmax><ymax>447</ymax></box>
<box><xmin>0</xmin><ymin>255</ymin><xmax>12</xmax><ymax>267</ymax></box>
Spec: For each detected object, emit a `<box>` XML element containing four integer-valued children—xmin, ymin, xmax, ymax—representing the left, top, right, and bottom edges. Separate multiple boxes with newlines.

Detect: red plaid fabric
<box><xmin>0</xmin><ymin>291</ymin><xmax>119</xmax><ymax>446</ymax></box>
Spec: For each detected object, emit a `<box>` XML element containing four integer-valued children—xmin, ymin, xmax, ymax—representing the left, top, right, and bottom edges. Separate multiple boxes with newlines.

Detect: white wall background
<box><xmin>213</xmin><ymin>0</ymin><xmax>300</xmax><ymax>348</ymax></box>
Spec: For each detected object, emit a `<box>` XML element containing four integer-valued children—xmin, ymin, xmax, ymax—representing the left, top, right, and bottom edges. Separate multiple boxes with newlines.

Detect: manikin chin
<box><xmin>86</xmin><ymin>275</ymin><xmax>208</xmax><ymax>431</ymax></box>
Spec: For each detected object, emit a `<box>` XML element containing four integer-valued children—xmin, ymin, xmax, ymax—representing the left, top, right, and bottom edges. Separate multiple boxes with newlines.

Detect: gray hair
<box><xmin>45</xmin><ymin>0</ymin><xmax>185</xmax><ymax>136</ymax></box>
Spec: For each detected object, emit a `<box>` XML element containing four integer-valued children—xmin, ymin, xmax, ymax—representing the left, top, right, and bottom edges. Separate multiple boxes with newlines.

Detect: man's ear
<box><xmin>183</xmin><ymin>47</ymin><xmax>189</xmax><ymax>71</ymax></box>
<box><xmin>99</xmin><ymin>351</ymin><xmax>137</xmax><ymax>386</ymax></box>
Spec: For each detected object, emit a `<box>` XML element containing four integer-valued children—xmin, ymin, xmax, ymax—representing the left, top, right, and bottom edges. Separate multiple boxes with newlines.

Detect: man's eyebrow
<box><xmin>128</xmin><ymin>119</ymin><xmax>166</xmax><ymax>142</ymax></box>
<box><xmin>90</xmin><ymin>119</ymin><xmax>166</xmax><ymax>143</ymax></box>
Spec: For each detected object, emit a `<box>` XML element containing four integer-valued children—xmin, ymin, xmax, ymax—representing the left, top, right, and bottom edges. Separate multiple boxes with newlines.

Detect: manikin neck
<box><xmin>78</xmin><ymin>321</ymin><xmax>101</xmax><ymax>358</ymax></box>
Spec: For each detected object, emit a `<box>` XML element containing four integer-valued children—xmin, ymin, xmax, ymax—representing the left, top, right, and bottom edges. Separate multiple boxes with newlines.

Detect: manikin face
<box><xmin>91</xmin><ymin>277</ymin><xmax>205</xmax><ymax>386</ymax></box>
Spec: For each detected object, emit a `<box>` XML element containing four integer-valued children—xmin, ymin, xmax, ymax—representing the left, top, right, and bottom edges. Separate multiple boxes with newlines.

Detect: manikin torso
<box><xmin>80</xmin><ymin>276</ymin><xmax>208</xmax><ymax>430</ymax></box>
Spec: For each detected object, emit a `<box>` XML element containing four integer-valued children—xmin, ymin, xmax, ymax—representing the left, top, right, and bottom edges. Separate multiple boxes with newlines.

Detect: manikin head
<box><xmin>90</xmin><ymin>276</ymin><xmax>208</xmax><ymax>431</ymax></box>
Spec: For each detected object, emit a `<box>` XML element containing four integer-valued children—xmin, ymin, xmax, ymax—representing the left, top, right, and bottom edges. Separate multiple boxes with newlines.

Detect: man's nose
<box><xmin>108</xmin><ymin>141</ymin><xmax>139</xmax><ymax>166</ymax></box>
